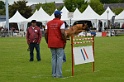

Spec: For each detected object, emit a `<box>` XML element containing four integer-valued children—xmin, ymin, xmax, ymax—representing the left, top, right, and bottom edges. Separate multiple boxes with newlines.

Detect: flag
<box><xmin>73</xmin><ymin>46</ymin><xmax>94</xmax><ymax>65</ymax></box>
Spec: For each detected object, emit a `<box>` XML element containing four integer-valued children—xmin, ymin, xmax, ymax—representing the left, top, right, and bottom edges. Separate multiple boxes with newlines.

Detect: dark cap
<box><xmin>31</xmin><ymin>20</ymin><xmax>36</xmax><ymax>23</ymax></box>
<box><xmin>54</xmin><ymin>10</ymin><xmax>62</xmax><ymax>16</ymax></box>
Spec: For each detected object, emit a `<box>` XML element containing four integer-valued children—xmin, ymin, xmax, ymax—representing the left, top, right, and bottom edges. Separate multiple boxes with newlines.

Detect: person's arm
<box><xmin>60</xmin><ymin>23</ymin><xmax>66</xmax><ymax>42</ymax></box>
<box><xmin>61</xmin><ymin>29</ymin><xmax>66</xmax><ymax>42</ymax></box>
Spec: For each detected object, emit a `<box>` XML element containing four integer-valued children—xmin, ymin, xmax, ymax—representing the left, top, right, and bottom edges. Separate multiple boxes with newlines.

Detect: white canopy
<box><xmin>50</xmin><ymin>7</ymin><xmax>69</xmax><ymax>21</ymax></box>
<box><xmin>60</xmin><ymin>6</ymin><xmax>69</xmax><ymax>21</ymax></box>
<box><xmin>72</xmin><ymin>8</ymin><xmax>82</xmax><ymax>20</ymax></box>
<box><xmin>27</xmin><ymin>7</ymin><xmax>51</xmax><ymax>22</ymax></box>
<box><xmin>9</xmin><ymin>10</ymin><xmax>27</xmax><ymax>23</ymax></box>
<box><xmin>100</xmin><ymin>7</ymin><xmax>115</xmax><ymax>20</ymax></box>
<box><xmin>115</xmin><ymin>10</ymin><xmax>124</xmax><ymax>20</ymax></box>
<box><xmin>72</xmin><ymin>5</ymin><xmax>100</xmax><ymax>20</ymax></box>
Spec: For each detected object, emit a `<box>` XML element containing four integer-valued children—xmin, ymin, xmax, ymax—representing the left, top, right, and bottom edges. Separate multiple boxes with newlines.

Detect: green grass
<box><xmin>0</xmin><ymin>36</ymin><xmax>124</xmax><ymax>82</ymax></box>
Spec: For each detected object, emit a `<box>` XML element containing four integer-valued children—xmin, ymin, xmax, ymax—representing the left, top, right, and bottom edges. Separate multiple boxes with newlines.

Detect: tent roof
<box><xmin>115</xmin><ymin>10</ymin><xmax>124</xmax><ymax>20</ymax></box>
<box><xmin>9</xmin><ymin>11</ymin><xmax>27</xmax><ymax>23</ymax></box>
<box><xmin>72</xmin><ymin>5</ymin><xmax>100</xmax><ymax>20</ymax></box>
<box><xmin>60</xmin><ymin>6</ymin><xmax>69</xmax><ymax>20</ymax></box>
<box><xmin>72</xmin><ymin>8</ymin><xmax>82</xmax><ymax>20</ymax></box>
<box><xmin>100</xmin><ymin>7</ymin><xmax>115</xmax><ymax>20</ymax></box>
<box><xmin>27</xmin><ymin>7</ymin><xmax>51</xmax><ymax>22</ymax></box>
<box><xmin>50</xmin><ymin>6</ymin><xmax>69</xmax><ymax>21</ymax></box>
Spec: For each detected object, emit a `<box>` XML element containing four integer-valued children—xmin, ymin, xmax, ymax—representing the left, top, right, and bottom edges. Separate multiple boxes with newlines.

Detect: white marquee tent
<box><xmin>60</xmin><ymin>6</ymin><xmax>69</xmax><ymax>21</ymax></box>
<box><xmin>115</xmin><ymin>10</ymin><xmax>124</xmax><ymax>28</ymax></box>
<box><xmin>72</xmin><ymin>5</ymin><xmax>100</xmax><ymax>20</ymax></box>
<box><xmin>71</xmin><ymin>5</ymin><xmax>100</xmax><ymax>29</ymax></box>
<box><xmin>9</xmin><ymin>10</ymin><xmax>27</xmax><ymax>31</ymax></box>
<box><xmin>71</xmin><ymin>8</ymin><xmax>82</xmax><ymax>20</ymax></box>
<box><xmin>27</xmin><ymin>7</ymin><xmax>51</xmax><ymax>22</ymax></box>
<box><xmin>115</xmin><ymin>10</ymin><xmax>124</xmax><ymax>20</ymax></box>
<box><xmin>100</xmin><ymin>7</ymin><xmax>115</xmax><ymax>20</ymax></box>
<box><xmin>9</xmin><ymin>10</ymin><xmax>27</xmax><ymax>23</ymax></box>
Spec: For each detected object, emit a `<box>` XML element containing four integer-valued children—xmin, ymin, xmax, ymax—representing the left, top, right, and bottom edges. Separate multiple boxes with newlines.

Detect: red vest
<box><xmin>47</xmin><ymin>18</ymin><xmax>65</xmax><ymax>48</ymax></box>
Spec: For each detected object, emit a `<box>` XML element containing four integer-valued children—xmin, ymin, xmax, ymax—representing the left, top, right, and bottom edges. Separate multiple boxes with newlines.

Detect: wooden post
<box><xmin>71</xmin><ymin>36</ymin><xmax>74</xmax><ymax>76</ymax></box>
<box><xmin>92</xmin><ymin>36</ymin><xmax>95</xmax><ymax>72</ymax></box>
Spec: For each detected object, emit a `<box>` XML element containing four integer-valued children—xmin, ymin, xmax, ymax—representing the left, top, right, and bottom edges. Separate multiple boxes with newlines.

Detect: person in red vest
<box><xmin>26</xmin><ymin>20</ymin><xmax>42</xmax><ymax>61</ymax></box>
<box><xmin>45</xmin><ymin>10</ymin><xmax>66</xmax><ymax>78</ymax></box>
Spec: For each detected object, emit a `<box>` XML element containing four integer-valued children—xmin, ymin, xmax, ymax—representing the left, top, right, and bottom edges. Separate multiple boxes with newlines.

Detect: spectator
<box><xmin>98</xmin><ymin>20</ymin><xmax>102</xmax><ymax>32</ymax></box>
<box><xmin>26</xmin><ymin>20</ymin><xmax>42</xmax><ymax>61</ymax></box>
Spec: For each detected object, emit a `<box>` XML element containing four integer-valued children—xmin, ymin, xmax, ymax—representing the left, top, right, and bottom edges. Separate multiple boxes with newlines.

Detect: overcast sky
<box><xmin>2</xmin><ymin>0</ymin><xmax>64</xmax><ymax>5</ymax></box>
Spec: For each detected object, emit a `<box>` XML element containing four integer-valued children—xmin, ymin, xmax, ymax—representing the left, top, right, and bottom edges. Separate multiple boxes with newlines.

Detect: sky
<box><xmin>2</xmin><ymin>0</ymin><xmax>64</xmax><ymax>5</ymax></box>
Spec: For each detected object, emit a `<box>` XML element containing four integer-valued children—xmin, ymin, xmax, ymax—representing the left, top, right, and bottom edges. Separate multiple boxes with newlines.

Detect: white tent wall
<box><xmin>8</xmin><ymin>10</ymin><xmax>28</xmax><ymax>35</ymax></box>
<box><xmin>101</xmin><ymin>20</ymin><xmax>107</xmax><ymax>31</ymax></box>
<box><xmin>2</xmin><ymin>21</ymin><xmax>6</xmax><ymax>28</ymax></box>
<box><xmin>115</xmin><ymin>20</ymin><xmax>124</xmax><ymax>28</ymax></box>
<box><xmin>22</xmin><ymin>22</ymin><xmax>28</xmax><ymax>33</ymax></box>
<box><xmin>0</xmin><ymin>22</ymin><xmax>4</xmax><ymax>27</ymax></box>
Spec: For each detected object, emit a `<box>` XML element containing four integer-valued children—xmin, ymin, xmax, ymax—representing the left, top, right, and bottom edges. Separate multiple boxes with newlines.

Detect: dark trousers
<box><xmin>29</xmin><ymin>43</ymin><xmax>41</xmax><ymax>61</ymax></box>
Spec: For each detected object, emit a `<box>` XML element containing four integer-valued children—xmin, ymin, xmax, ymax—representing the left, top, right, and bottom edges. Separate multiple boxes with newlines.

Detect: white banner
<box><xmin>73</xmin><ymin>46</ymin><xmax>94</xmax><ymax>65</ymax></box>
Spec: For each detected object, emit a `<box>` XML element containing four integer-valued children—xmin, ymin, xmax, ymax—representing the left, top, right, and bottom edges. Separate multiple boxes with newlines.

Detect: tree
<box><xmin>0</xmin><ymin>1</ymin><xmax>5</xmax><ymax>15</ymax></box>
<box><xmin>42</xmin><ymin>2</ymin><xmax>56</xmax><ymax>15</ymax></box>
<box><xmin>64</xmin><ymin>0</ymin><xmax>87</xmax><ymax>12</ymax></box>
<box><xmin>120</xmin><ymin>0</ymin><xmax>124</xmax><ymax>3</ymax></box>
<box><xmin>79</xmin><ymin>3</ymin><xmax>88</xmax><ymax>13</ymax></box>
<box><xmin>57</xmin><ymin>5</ymin><xmax>64</xmax><ymax>11</ymax></box>
<box><xmin>0</xmin><ymin>1</ymin><xmax>5</xmax><ymax>9</ymax></box>
<box><xmin>112</xmin><ymin>8</ymin><xmax>124</xmax><ymax>15</ymax></box>
<box><xmin>9</xmin><ymin>0</ymin><xmax>32</xmax><ymax>18</ymax></box>
<box><xmin>35</xmin><ymin>3</ymin><xmax>42</xmax><ymax>11</ymax></box>
<box><xmin>34</xmin><ymin>2</ymin><xmax>56</xmax><ymax>15</ymax></box>
<box><xmin>89</xmin><ymin>0</ymin><xmax>104</xmax><ymax>15</ymax></box>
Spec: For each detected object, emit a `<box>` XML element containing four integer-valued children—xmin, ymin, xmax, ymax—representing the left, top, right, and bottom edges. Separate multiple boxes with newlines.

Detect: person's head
<box><xmin>54</xmin><ymin>10</ymin><xmax>62</xmax><ymax>19</ymax></box>
<box><xmin>31</xmin><ymin>20</ymin><xmax>37</xmax><ymax>27</ymax></box>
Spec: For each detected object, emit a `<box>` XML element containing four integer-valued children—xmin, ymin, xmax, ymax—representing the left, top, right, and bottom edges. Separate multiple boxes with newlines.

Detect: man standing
<box><xmin>45</xmin><ymin>11</ymin><xmax>66</xmax><ymax>78</ymax></box>
<box><xmin>26</xmin><ymin>20</ymin><xmax>42</xmax><ymax>61</ymax></box>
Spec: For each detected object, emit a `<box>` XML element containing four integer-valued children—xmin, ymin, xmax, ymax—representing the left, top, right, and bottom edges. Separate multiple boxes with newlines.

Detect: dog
<box><xmin>65</xmin><ymin>23</ymin><xmax>87</xmax><ymax>37</ymax></box>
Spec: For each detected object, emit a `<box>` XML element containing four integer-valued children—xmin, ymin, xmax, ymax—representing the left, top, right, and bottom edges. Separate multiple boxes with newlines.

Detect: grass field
<box><xmin>0</xmin><ymin>35</ymin><xmax>124</xmax><ymax>82</ymax></box>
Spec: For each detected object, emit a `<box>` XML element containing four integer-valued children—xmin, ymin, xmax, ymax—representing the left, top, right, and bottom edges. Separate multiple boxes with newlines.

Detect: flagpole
<box><xmin>5</xmin><ymin>0</ymin><xmax>9</xmax><ymax>36</ymax></box>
